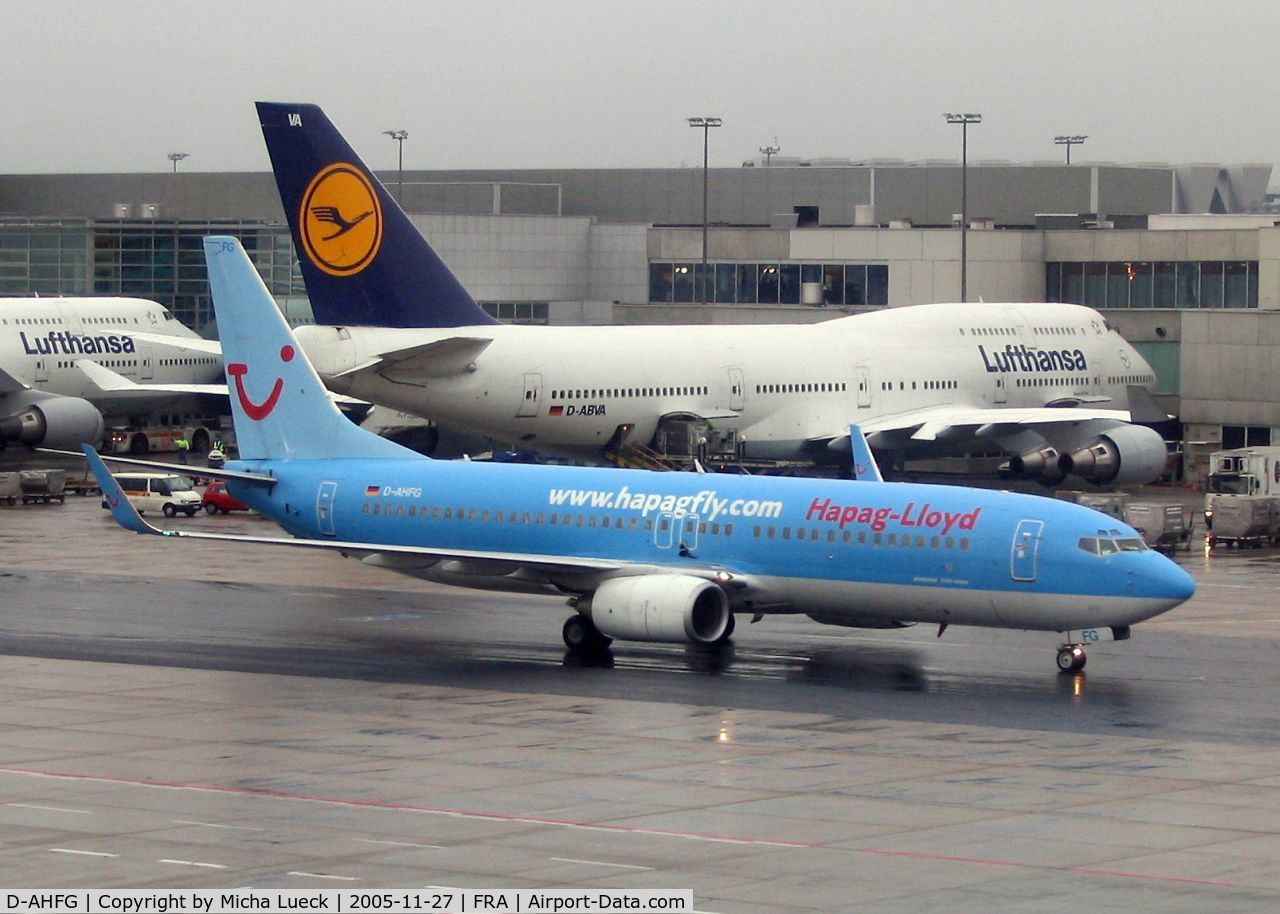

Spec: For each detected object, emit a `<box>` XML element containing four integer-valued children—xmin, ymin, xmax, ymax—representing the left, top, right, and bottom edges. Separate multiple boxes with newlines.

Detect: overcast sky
<box><xmin>4</xmin><ymin>0</ymin><xmax>1277</xmax><ymax>177</ymax></box>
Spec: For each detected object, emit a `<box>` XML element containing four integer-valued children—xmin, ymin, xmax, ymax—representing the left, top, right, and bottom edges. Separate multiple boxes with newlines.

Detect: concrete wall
<box><xmin>1178</xmin><ymin>311</ymin><xmax>1280</xmax><ymax>429</ymax></box>
<box><xmin>410</xmin><ymin>214</ymin><xmax>647</xmax><ymax>305</ymax></box>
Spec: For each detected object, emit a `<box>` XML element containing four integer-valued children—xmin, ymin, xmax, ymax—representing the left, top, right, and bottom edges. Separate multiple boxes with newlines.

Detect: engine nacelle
<box><xmin>1007</xmin><ymin>445</ymin><xmax>1065</xmax><ymax>485</ymax></box>
<box><xmin>584</xmin><ymin>574</ymin><xmax>730</xmax><ymax>645</ymax></box>
<box><xmin>1057</xmin><ymin>424</ymin><xmax>1168</xmax><ymax>486</ymax></box>
<box><xmin>0</xmin><ymin>394</ymin><xmax>104</xmax><ymax>449</ymax></box>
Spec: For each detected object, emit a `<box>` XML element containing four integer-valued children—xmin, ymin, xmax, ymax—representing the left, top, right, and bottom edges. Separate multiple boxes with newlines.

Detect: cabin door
<box><xmin>855</xmin><ymin>366</ymin><xmax>872</xmax><ymax>408</ymax></box>
<box><xmin>517</xmin><ymin>372</ymin><xmax>542</xmax><ymax>418</ymax></box>
<box><xmin>317</xmin><ymin>480</ymin><xmax>338</xmax><ymax>536</ymax></box>
<box><xmin>1010</xmin><ymin>519</ymin><xmax>1043</xmax><ymax>582</ymax></box>
<box><xmin>727</xmin><ymin>367</ymin><xmax>745</xmax><ymax>412</ymax></box>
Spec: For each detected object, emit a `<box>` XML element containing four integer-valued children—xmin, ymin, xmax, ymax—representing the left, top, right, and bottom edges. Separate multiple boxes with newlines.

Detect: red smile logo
<box><xmin>106</xmin><ymin>493</ymin><xmax>120</xmax><ymax>509</ymax></box>
<box><xmin>229</xmin><ymin>345</ymin><xmax>295</xmax><ymax>420</ymax></box>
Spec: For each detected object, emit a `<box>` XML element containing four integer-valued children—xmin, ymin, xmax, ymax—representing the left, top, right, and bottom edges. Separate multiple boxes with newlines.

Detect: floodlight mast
<box><xmin>687</xmin><ymin>117</ymin><xmax>722</xmax><ymax>305</ymax></box>
<box><xmin>944</xmin><ymin>113</ymin><xmax>982</xmax><ymax>303</ymax></box>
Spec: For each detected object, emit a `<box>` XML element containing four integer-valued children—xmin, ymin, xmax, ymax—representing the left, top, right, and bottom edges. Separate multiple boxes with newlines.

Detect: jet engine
<box><xmin>582</xmin><ymin>574</ymin><xmax>731</xmax><ymax>645</ymax></box>
<box><xmin>1007</xmin><ymin>445</ymin><xmax>1065</xmax><ymax>485</ymax></box>
<box><xmin>0</xmin><ymin>393</ymin><xmax>104</xmax><ymax>449</ymax></box>
<box><xmin>1057</xmin><ymin>424</ymin><xmax>1168</xmax><ymax>486</ymax></box>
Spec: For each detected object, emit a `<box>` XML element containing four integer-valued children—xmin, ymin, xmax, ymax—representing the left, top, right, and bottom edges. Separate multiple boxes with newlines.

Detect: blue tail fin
<box><xmin>204</xmin><ymin>236</ymin><xmax>418</xmax><ymax>462</ymax></box>
<box><xmin>256</xmin><ymin>101</ymin><xmax>497</xmax><ymax>330</ymax></box>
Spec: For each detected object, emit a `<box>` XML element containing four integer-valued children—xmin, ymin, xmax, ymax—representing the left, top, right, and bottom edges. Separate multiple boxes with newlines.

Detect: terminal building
<box><xmin>2</xmin><ymin>159</ymin><xmax>1278</xmax><ymax>479</ymax></box>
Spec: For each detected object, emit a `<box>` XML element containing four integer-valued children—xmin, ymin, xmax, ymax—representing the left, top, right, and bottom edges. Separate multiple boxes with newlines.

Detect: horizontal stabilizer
<box><xmin>45</xmin><ymin>447</ymin><xmax>278</xmax><ymax>485</ymax></box>
<box><xmin>332</xmin><ymin>336</ymin><xmax>493</xmax><ymax>382</ymax></box>
<box><xmin>76</xmin><ymin>360</ymin><xmax>228</xmax><ymax>397</ymax></box>
<box><xmin>125</xmin><ymin>332</ymin><xmax>223</xmax><ymax>356</ymax></box>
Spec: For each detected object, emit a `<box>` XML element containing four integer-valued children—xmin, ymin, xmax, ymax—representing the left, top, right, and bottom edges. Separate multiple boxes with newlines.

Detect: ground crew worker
<box><xmin>175</xmin><ymin>436</ymin><xmax>190</xmax><ymax>465</ymax></box>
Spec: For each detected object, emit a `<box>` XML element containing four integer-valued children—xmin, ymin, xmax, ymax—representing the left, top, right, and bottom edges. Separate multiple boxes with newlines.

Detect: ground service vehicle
<box><xmin>202</xmin><ymin>479</ymin><xmax>249</xmax><ymax>514</ymax></box>
<box><xmin>105</xmin><ymin>471</ymin><xmax>201</xmax><ymax>517</ymax></box>
<box><xmin>1204</xmin><ymin>446</ymin><xmax>1280</xmax><ymax>526</ymax></box>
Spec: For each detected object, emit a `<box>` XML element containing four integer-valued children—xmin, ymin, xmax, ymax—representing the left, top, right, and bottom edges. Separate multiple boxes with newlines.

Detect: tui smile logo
<box><xmin>299</xmin><ymin>163</ymin><xmax>383</xmax><ymax>277</ymax></box>
<box><xmin>228</xmin><ymin>345</ymin><xmax>294</xmax><ymax>420</ymax></box>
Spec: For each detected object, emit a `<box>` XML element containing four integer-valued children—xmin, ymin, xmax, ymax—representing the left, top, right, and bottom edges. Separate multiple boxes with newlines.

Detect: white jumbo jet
<box><xmin>260</xmin><ymin>102</ymin><xmax>1171</xmax><ymax>486</ymax></box>
<box><xmin>0</xmin><ymin>296</ymin><xmax>225</xmax><ymax>449</ymax></box>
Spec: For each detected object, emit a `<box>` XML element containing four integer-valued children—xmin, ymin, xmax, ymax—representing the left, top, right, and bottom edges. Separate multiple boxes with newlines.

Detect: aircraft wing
<box><xmin>330</xmin><ymin>336</ymin><xmax>494</xmax><ymax>383</ymax></box>
<box><xmin>125</xmin><ymin>333</ymin><xmax>223</xmax><ymax>356</ymax></box>
<box><xmin>84</xmin><ymin>445</ymin><xmax>756</xmax><ymax>592</ymax></box>
<box><xmin>76</xmin><ymin>359</ymin><xmax>228</xmax><ymax>396</ymax></box>
<box><xmin>0</xmin><ymin>365</ymin><xmax>30</xmax><ymax>394</ymax></box>
<box><xmin>822</xmin><ymin>405</ymin><xmax>1136</xmax><ymax>452</ymax></box>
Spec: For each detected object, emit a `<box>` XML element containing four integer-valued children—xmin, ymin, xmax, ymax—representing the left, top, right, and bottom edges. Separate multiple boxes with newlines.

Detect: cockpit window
<box><xmin>1079</xmin><ymin>534</ymin><xmax>1148</xmax><ymax>556</ymax></box>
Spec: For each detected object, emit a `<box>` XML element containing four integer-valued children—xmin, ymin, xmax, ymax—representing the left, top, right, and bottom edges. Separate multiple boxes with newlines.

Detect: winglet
<box><xmin>82</xmin><ymin>444</ymin><xmax>166</xmax><ymax>536</ymax></box>
<box><xmin>849</xmin><ymin>424</ymin><xmax>883</xmax><ymax>482</ymax></box>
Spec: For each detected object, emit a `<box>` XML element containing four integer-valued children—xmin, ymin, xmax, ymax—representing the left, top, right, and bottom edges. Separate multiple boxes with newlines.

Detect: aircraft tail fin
<box><xmin>204</xmin><ymin>236</ymin><xmax>419</xmax><ymax>462</ymax></box>
<box><xmin>256</xmin><ymin>101</ymin><xmax>497</xmax><ymax>330</ymax></box>
<box><xmin>849</xmin><ymin>424</ymin><xmax>884</xmax><ymax>481</ymax></box>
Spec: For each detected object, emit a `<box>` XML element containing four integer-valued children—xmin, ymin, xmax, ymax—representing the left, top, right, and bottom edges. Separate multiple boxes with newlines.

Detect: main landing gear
<box><xmin>1056</xmin><ymin>642</ymin><xmax>1087</xmax><ymax>673</ymax></box>
<box><xmin>562</xmin><ymin>614</ymin><xmax>613</xmax><ymax>652</ymax></box>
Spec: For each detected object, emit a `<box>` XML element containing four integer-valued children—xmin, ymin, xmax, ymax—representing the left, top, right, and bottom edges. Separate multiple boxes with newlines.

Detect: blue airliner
<box><xmin>85</xmin><ymin>237</ymin><xmax>1194</xmax><ymax>673</ymax></box>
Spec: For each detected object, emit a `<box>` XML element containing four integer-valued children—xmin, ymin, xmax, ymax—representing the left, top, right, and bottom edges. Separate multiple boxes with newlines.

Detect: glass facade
<box><xmin>1046</xmin><ymin>260</ymin><xmax>1258</xmax><ymax>309</ymax></box>
<box><xmin>1</xmin><ymin>218</ymin><xmax>304</xmax><ymax>332</ymax></box>
<box><xmin>649</xmin><ymin>262</ymin><xmax>889</xmax><ymax>306</ymax></box>
<box><xmin>481</xmin><ymin>301</ymin><xmax>550</xmax><ymax>324</ymax></box>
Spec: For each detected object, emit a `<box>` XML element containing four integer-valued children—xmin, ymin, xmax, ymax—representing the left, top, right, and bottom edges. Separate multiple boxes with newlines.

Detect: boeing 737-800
<box><xmin>85</xmin><ymin>237</ymin><xmax>1194</xmax><ymax>673</ymax></box>
<box><xmin>1</xmin><ymin>296</ymin><xmax>224</xmax><ymax>449</ymax></box>
<box><xmin>258</xmin><ymin>101</ymin><xmax>1170</xmax><ymax>486</ymax></box>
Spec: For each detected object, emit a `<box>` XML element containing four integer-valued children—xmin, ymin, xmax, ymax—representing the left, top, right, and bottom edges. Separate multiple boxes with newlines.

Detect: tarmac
<box><xmin>0</xmin><ymin>475</ymin><xmax>1278</xmax><ymax>911</ymax></box>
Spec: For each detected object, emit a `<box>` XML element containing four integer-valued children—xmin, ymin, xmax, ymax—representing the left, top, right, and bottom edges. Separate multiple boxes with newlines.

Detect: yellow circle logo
<box><xmin>298</xmin><ymin>163</ymin><xmax>383</xmax><ymax>276</ymax></box>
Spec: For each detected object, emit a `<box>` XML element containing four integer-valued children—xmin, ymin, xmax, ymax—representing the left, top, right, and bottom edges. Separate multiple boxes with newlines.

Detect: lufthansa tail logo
<box><xmin>299</xmin><ymin>163</ymin><xmax>383</xmax><ymax>277</ymax></box>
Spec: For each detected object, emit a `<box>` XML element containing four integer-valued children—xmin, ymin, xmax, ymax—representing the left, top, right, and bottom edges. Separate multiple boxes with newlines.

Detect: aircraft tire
<box><xmin>563</xmin><ymin>614</ymin><xmax>611</xmax><ymax>651</ymax></box>
<box><xmin>1056</xmin><ymin>646</ymin><xmax>1086</xmax><ymax>673</ymax></box>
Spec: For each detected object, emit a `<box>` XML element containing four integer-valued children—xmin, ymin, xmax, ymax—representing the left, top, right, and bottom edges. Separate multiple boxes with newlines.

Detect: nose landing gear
<box><xmin>1056</xmin><ymin>643</ymin><xmax>1087</xmax><ymax>673</ymax></box>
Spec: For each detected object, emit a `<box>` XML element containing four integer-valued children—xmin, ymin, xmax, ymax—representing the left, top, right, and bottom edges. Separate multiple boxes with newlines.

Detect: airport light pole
<box><xmin>944</xmin><ymin>113</ymin><xmax>982</xmax><ymax>303</ymax></box>
<box><xmin>167</xmin><ymin>152</ymin><xmax>188</xmax><ymax>173</ymax></box>
<box><xmin>383</xmin><ymin>129</ymin><xmax>408</xmax><ymax>203</ymax></box>
<box><xmin>688</xmin><ymin>116</ymin><xmax>722</xmax><ymax>304</ymax></box>
<box><xmin>759</xmin><ymin>138</ymin><xmax>780</xmax><ymax>166</ymax></box>
<box><xmin>1054</xmin><ymin>134</ymin><xmax>1088</xmax><ymax>165</ymax></box>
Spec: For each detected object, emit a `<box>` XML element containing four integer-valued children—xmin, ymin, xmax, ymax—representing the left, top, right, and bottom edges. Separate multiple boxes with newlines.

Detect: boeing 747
<box><xmin>259</xmin><ymin>101</ymin><xmax>1171</xmax><ymax>485</ymax></box>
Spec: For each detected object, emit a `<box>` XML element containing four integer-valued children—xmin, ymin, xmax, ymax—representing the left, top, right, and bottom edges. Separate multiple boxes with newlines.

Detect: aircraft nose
<box><xmin>1156</xmin><ymin>556</ymin><xmax>1196</xmax><ymax>606</ymax></box>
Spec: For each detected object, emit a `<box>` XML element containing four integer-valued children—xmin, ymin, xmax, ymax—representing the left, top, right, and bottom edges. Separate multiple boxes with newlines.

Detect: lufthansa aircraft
<box><xmin>84</xmin><ymin>237</ymin><xmax>1195</xmax><ymax>673</ymax></box>
<box><xmin>258</xmin><ymin>101</ymin><xmax>1170</xmax><ymax>486</ymax></box>
<box><xmin>1</xmin><ymin>296</ymin><xmax>225</xmax><ymax>449</ymax></box>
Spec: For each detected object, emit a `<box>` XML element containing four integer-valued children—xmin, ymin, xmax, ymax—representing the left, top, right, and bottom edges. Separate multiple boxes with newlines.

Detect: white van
<box><xmin>105</xmin><ymin>472</ymin><xmax>202</xmax><ymax>517</ymax></box>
